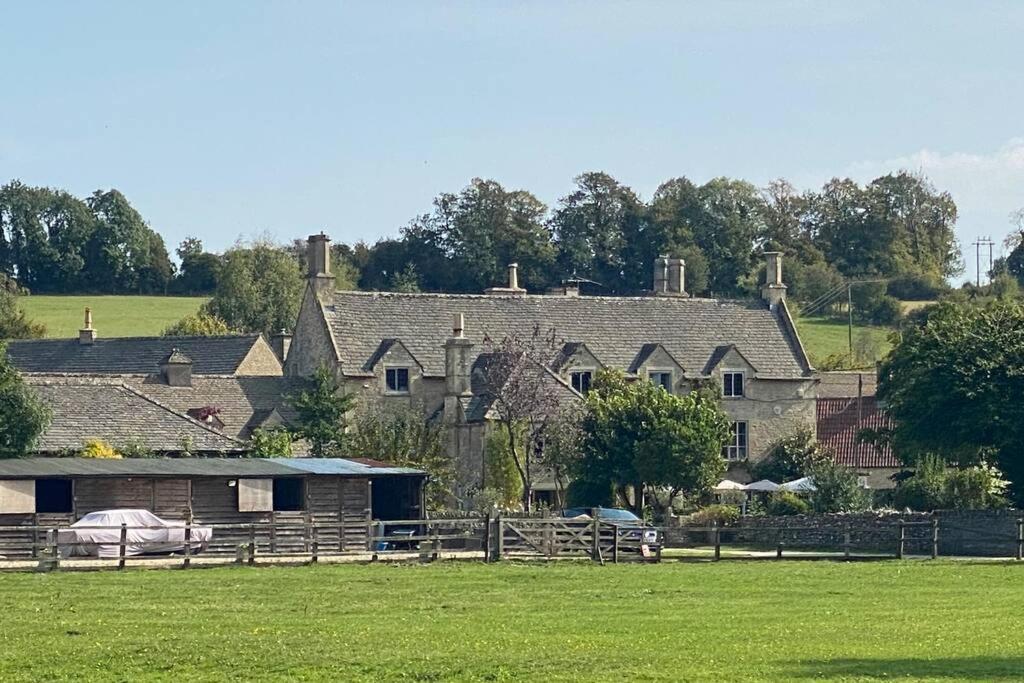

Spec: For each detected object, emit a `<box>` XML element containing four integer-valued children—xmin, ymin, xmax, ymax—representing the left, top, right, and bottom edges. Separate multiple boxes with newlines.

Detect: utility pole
<box><xmin>847</xmin><ymin>282</ymin><xmax>854</xmax><ymax>360</ymax></box>
<box><xmin>971</xmin><ymin>237</ymin><xmax>996</xmax><ymax>286</ymax></box>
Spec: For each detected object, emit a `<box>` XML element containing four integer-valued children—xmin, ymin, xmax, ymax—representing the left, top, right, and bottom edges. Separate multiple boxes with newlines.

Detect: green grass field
<box><xmin>795</xmin><ymin>316</ymin><xmax>893</xmax><ymax>366</ymax></box>
<box><xmin>1</xmin><ymin>561</ymin><xmax>1020</xmax><ymax>681</ymax></box>
<box><xmin>20</xmin><ymin>295</ymin><xmax>206</xmax><ymax>338</ymax></box>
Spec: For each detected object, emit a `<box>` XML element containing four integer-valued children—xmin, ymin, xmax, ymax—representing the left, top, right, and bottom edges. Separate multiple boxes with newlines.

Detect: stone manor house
<box><xmin>286</xmin><ymin>234</ymin><xmax>819</xmax><ymax>500</ymax></box>
<box><xmin>10</xmin><ymin>233</ymin><xmax>826</xmax><ymax>504</ymax></box>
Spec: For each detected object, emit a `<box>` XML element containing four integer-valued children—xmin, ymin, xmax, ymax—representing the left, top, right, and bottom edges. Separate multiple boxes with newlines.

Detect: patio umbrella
<box><xmin>744</xmin><ymin>479</ymin><xmax>780</xmax><ymax>492</ymax></box>
<box><xmin>714</xmin><ymin>479</ymin><xmax>745</xmax><ymax>492</ymax></box>
<box><xmin>779</xmin><ymin>476</ymin><xmax>816</xmax><ymax>492</ymax></box>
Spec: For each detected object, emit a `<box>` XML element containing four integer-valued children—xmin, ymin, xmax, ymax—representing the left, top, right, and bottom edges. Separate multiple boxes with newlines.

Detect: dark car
<box><xmin>561</xmin><ymin>507</ymin><xmax>661</xmax><ymax>552</ymax></box>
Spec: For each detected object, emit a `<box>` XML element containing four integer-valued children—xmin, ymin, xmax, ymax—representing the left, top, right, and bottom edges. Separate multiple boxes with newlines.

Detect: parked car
<box><xmin>56</xmin><ymin>509</ymin><xmax>212</xmax><ymax>558</ymax></box>
<box><xmin>561</xmin><ymin>507</ymin><xmax>661</xmax><ymax>552</ymax></box>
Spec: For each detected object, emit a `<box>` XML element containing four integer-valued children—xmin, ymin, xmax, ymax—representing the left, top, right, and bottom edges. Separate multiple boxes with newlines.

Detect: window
<box><xmin>36</xmin><ymin>479</ymin><xmax>73</xmax><ymax>513</ymax></box>
<box><xmin>722</xmin><ymin>422</ymin><xmax>748</xmax><ymax>461</ymax></box>
<box><xmin>649</xmin><ymin>371</ymin><xmax>673</xmax><ymax>393</ymax></box>
<box><xmin>723</xmin><ymin>371</ymin><xmax>744</xmax><ymax>398</ymax></box>
<box><xmin>570</xmin><ymin>370</ymin><xmax>593</xmax><ymax>394</ymax></box>
<box><xmin>273</xmin><ymin>478</ymin><xmax>305</xmax><ymax>512</ymax></box>
<box><xmin>385</xmin><ymin>367</ymin><xmax>410</xmax><ymax>393</ymax></box>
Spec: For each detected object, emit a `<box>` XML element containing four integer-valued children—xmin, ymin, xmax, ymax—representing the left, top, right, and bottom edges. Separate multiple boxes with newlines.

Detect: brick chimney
<box><xmin>484</xmin><ymin>263</ymin><xmax>527</xmax><ymax>295</ymax></box>
<box><xmin>761</xmin><ymin>252</ymin><xmax>787</xmax><ymax>308</ymax></box>
<box><xmin>160</xmin><ymin>348</ymin><xmax>193</xmax><ymax>387</ymax></box>
<box><xmin>653</xmin><ymin>256</ymin><xmax>687</xmax><ymax>297</ymax></box>
<box><xmin>270</xmin><ymin>329</ymin><xmax>292</xmax><ymax>363</ymax></box>
<box><xmin>307</xmin><ymin>232</ymin><xmax>334</xmax><ymax>302</ymax></box>
<box><xmin>79</xmin><ymin>308</ymin><xmax>96</xmax><ymax>345</ymax></box>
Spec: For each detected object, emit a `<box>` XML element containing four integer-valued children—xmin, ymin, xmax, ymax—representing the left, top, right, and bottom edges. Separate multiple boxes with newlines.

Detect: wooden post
<box><xmin>183</xmin><ymin>521</ymin><xmax>192</xmax><ymax>569</ymax></box>
<box><xmin>338</xmin><ymin>510</ymin><xmax>345</xmax><ymax>553</ymax></box>
<box><xmin>248</xmin><ymin>524</ymin><xmax>256</xmax><ymax>566</ymax></box>
<box><xmin>365</xmin><ymin>508</ymin><xmax>373</xmax><ymax>551</ymax></box>
<box><xmin>495</xmin><ymin>513</ymin><xmax>504</xmax><ymax>560</ymax></box>
<box><xmin>50</xmin><ymin>527</ymin><xmax>61</xmax><ymax>571</ymax></box>
<box><xmin>931</xmin><ymin>517</ymin><xmax>939</xmax><ymax>560</ymax></box>
<box><xmin>897</xmin><ymin>522</ymin><xmax>905</xmax><ymax>560</ymax></box>
<box><xmin>118</xmin><ymin>523</ymin><xmax>127</xmax><ymax>570</ymax></box>
<box><xmin>612</xmin><ymin>524</ymin><xmax>619</xmax><ymax>564</ymax></box>
<box><xmin>311</xmin><ymin>523</ymin><xmax>319</xmax><ymax>564</ymax></box>
<box><xmin>303</xmin><ymin>512</ymin><xmax>311</xmax><ymax>554</ymax></box>
<box><xmin>713</xmin><ymin>522</ymin><xmax>721</xmax><ymax>562</ymax></box>
<box><xmin>482</xmin><ymin>512</ymin><xmax>491</xmax><ymax>563</ymax></box>
<box><xmin>1016</xmin><ymin>518</ymin><xmax>1023</xmax><ymax>561</ymax></box>
<box><xmin>270</xmin><ymin>512</ymin><xmax>278</xmax><ymax>554</ymax></box>
<box><xmin>591</xmin><ymin>516</ymin><xmax>601</xmax><ymax>562</ymax></box>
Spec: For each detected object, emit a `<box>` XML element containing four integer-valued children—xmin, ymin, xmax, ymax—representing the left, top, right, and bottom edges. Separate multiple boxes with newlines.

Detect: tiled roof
<box><xmin>7</xmin><ymin>335</ymin><xmax>270</xmax><ymax>375</ymax></box>
<box><xmin>817</xmin><ymin>396</ymin><xmax>899</xmax><ymax>468</ymax></box>
<box><xmin>26</xmin><ymin>377</ymin><xmax>247</xmax><ymax>454</ymax></box>
<box><xmin>323</xmin><ymin>291</ymin><xmax>813</xmax><ymax>380</ymax></box>
<box><xmin>125</xmin><ymin>375</ymin><xmax>307</xmax><ymax>440</ymax></box>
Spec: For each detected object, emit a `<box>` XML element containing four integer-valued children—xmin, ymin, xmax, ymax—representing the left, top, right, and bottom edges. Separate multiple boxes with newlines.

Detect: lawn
<box><xmin>794</xmin><ymin>316</ymin><xmax>893</xmax><ymax>366</ymax></box>
<box><xmin>20</xmin><ymin>295</ymin><xmax>206</xmax><ymax>338</ymax></box>
<box><xmin>1</xmin><ymin>561</ymin><xmax>1021</xmax><ymax>681</ymax></box>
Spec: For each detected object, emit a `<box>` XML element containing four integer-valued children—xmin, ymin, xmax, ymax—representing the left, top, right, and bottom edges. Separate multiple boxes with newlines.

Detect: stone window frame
<box><xmin>722</xmin><ymin>369</ymin><xmax>745</xmax><ymax>398</ymax></box>
<box><xmin>570</xmin><ymin>368</ymin><xmax>594</xmax><ymax>394</ymax></box>
<box><xmin>647</xmin><ymin>368</ymin><xmax>674</xmax><ymax>394</ymax></box>
<box><xmin>384</xmin><ymin>366</ymin><xmax>411</xmax><ymax>395</ymax></box>
<box><xmin>722</xmin><ymin>421</ymin><xmax>748</xmax><ymax>461</ymax></box>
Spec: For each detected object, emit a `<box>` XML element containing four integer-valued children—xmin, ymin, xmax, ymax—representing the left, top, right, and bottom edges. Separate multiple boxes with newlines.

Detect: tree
<box><xmin>0</xmin><ymin>342</ymin><xmax>51</xmax><ymax>457</ymax></box>
<box><xmin>204</xmin><ymin>240</ymin><xmax>303</xmax><ymax>334</ymax></box>
<box><xmin>805</xmin><ymin>459</ymin><xmax>871</xmax><ymax>513</ymax></box>
<box><xmin>247</xmin><ymin>428</ymin><xmax>294</xmax><ymax>458</ymax></box>
<box><xmin>753</xmin><ymin>428</ymin><xmax>830</xmax><ymax>483</ymax></box>
<box><xmin>552</xmin><ymin>172</ymin><xmax>645</xmax><ymax>293</ymax></box>
<box><xmin>474</xmin><ymin>326</ymin><xmax>570</xmax><ymax>511</ymax></box>
<box><xmin>85</xmin><ymin>189</ymin><xmax>171</xmax><ymax>293</ymax></box>
<box><xmin>0</xmin><ymin>279</ymin><xmax>45</xmax><ymax>339</ymax></box>
<box><xmin>287</xmin><ymin>367</ymin><xmax>353</xmax><ymax>457</ymax></box>
<box><xmin>162</xmin><ymin>312</ymin><xmax>232</xmax><ymax>337</ymax></box>
<box><xmin>690</xmin><ymin>178</ymin><xmax>766</xmax><ymax>295</ymax></box>
<box><xmin>482</xmin><ymin>427</ymin><xmax>526</xmax><ymax>508</ymax></box>
<box><xmin>347</xmin><ymin>403</ymin><xmax>455</xmax><ymax>510</ymax></box>
<box><xmin>879</xmin><ymin>300</ymin><xmax>1024</xmax><ymax>502</ymax></box>
<box><xmin>576</xmin><ymin>369</ymin><xmax>730</xmax><ymax>514</ymax></box>
<box><xmin>174</xmin><ymin>237</ymin><xmax>220</xmax><ymax>295</ymax></box>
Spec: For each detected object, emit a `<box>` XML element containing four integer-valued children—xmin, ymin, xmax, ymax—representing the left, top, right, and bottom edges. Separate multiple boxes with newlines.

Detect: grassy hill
<box><xmin>795</xmin><ymin>315</ymin><xmax>894</xmax><ymax>368</ymax></box>
<box><xmin>20</xmin><ymin>295</ymin><xmax>206</xmax><ymax>338</ymax></box>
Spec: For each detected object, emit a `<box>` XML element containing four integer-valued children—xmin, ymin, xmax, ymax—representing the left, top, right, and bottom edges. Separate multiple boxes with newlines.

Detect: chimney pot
<box><xmin>453</xmin><ymin>313</ymin><xmax>465</xmax><ymax>338</ymax></box>
<box><xmin>761</xmin><ymin>251</ymin><xmax>787</xmax><ymax>307</ymax></box>
<box><xmin>507</xmin><ymin>263</ymin><xmax>520</xmax><ymax>290</ymax></box>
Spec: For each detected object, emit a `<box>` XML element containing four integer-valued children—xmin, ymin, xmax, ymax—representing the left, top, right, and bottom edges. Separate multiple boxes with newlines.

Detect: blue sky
<box><xmin>2</xmin><ymin>2</ymin><xmax>1022</xmax><ymax>281</ymax></box>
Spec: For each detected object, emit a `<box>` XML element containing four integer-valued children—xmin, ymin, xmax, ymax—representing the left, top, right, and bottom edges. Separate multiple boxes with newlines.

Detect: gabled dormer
<box><xmin>551</xmin><ymin>341</ymin><xmax>603</xmax><ymax>394</ymax></box>
<box><xmin>365</xmin><ymin>338</ymin><xmax>424</xmax><ymax>396</ymax></box>
<box><xmin>703</xmin><ymin>344</ymin><xmax>759</xmax><ymax>399</ymax></box>
<box><xmin>629</xmin><ymin>343</ymin><xmax>686</xmax><ymax>394</ymax></box>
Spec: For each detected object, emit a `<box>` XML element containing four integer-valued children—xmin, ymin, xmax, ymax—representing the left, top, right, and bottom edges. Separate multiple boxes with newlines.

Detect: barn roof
<box><xmin>322</xmin><ymin>291</ymin><xmax>814</xmax><ymax>380</ymax></box>
<box><xmin>7</xmin><ymin>334</ymin><xmax>273</xmax><ymax>375</ymax></box>
<box><xmin>0</xmin><ymin>458</ymin><xmax>426</xmax><ymax>479</ymax></box>
<box><xmin>817</xmin><ymin>396</ymin><xmax>899</xmax><ymax>469</ymax></box>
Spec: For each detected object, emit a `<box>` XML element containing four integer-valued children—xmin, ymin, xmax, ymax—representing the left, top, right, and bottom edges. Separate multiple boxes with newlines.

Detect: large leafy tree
<box><xmin>552</xmin><ymin>172</ymin><xmax>646</xmax><ymax>294</ymax></box>
<box><xmin>174</xmin><ymin>237</ymin><xmax>220</xmax><ymax>294</ymax></box>
<box><xmin>85</xmin><ymin>189</ymin><xmax>172</xmax><ymax>293</ymax></box>
<box><xmin>576</xmin><ymin>370</ymin><xmax>730</xmax><ymax>513</ymax></box>
<box><xmin>690</xmin><ymin>178</ymin><xmax>766</xmax><ymax>296</ymax></box>
<box><xmin>878</xmin><ymin>301</ymin><xmax>1024</xmax><ymax>502</ymax></box>
<box><xmin>0</xmin><ymin>342</ymin><xmax>51</xmax><ymax>457</ymax></box>
<box><xmin>204</xmin><ymin>240</ymin><xmax>303</xmax><ymax>334</ymax></box>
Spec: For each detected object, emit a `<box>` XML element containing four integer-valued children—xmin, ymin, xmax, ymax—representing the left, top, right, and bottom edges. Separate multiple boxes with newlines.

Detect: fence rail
<box><xmin>2</xmin><ymin>514</ymin><xmax>1022</xmax><ymax>572</ymax></box>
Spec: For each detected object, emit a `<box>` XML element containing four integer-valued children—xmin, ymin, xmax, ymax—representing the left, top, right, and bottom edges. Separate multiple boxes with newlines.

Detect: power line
<box><xmin>971</xmin><ymin>237</ymin><xmax>995</xmax><ymax>287</ymax></box>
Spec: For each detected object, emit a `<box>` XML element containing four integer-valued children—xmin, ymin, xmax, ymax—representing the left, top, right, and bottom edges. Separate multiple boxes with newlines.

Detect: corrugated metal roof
<box><xmin>274</xmin><ymin>458</ymin><xmax>425</xmax><ymax>477</ymax></box>
<box><xmin>0</xmin><ymin>458</ymin><xmax>425</xmax><ymax>479</ymax></box>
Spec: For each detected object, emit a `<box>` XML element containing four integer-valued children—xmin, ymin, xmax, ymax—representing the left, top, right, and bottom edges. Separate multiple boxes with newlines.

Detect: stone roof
<box><xmin>26</xmin><ymin>377</ymin><xmax>247</xmax><ymax>454</ymax></box>
<box><xmin>322</xmin><ymin>291</ymin><xmax>813</xmax><ymax>380</ymax></box>
<box><xmin>7</xmin><ymin>335</ymin><xmax>273</xmax><ymax>375</ymax></box>
<box><xmin>126</xmin><ymin>375</ymin><xmax>307</xmax><ymax>440</ymax></box>
<box><xmin>817</xmin><ymin>396</ymin><xmax>898</xmax><ymax>468</ymax></box>
<box><xmin>0</xmin><ymin>457</ymin><xmax>425</xmax><ymax>479</ymax></box>
<box><xmin>464</xmin><ymin>351</ymin><xmax>582</xmax><ymax>422</ymax></box>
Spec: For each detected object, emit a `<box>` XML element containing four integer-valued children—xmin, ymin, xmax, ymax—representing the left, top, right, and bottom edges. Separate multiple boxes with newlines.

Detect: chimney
<box><xmin>761</xmin><ymin>251</ymin><xmax>787</xmax><ymax>308</ymax></box>
<box><xmin>307</xmin><ymin>233</ymin><xmax>334</xmax><ymax>302</ymax></box>
<box><xmin>270</xmin><ymin>329</ymin><xmax>292</xmax><ymax>363</ymax></box>
<box><xmin>160</xmin><ymin>348</ymin><xmax>193</xmax><ymax>387</ymax></box>
<box><xmin>484</xmin><ymin>263</ymin><xmax>527</xmax><ymax>295</ymax></box>
<box><xmin>653</xmin><ymin>256</ymin><xmax>688</xmax><ymax>297</ymax></box>
<box><xmin>444</xmin><ymin>313</ymin><xmax>473</xmax><ymax>399</ymax></box>
<box><xmin>79</xmin><ymin>308</ymin><xmax>96</xmax><ymax>345</ymax></box>
<box><xmin>547</xmin><ymin>279</ymin><xmax>581</xmax><ymax>297</ymax></box>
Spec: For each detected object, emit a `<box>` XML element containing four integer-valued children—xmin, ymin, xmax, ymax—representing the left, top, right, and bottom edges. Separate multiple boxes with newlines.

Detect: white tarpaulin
<box><xmin>779</xmin><ymin>477</ymin><xmax>817</xmax><ymax>492</ymax></box>
<box><xmin>57</xmin><ymin>509</ymin><xmax>212</xmax><ymax>558</ymax></box>
<box><xmin>744</xmin><ymin>479</ymin><xmax>781</xmax><ymax>492</ymax></box>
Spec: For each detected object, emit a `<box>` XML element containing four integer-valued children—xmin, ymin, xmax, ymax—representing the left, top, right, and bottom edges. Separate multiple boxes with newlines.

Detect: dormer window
<box><xmin>570</xmin><ymin>370</ymin><xmax>593</xmax><ymax>394</ymax></box>
<box><xmin>385</xmin><ymin>367</ymin><xmax>410</xmax><ymax>394</ymax></box>
<box><xmin>723</xmin><ymin>371</ymin><xmax>744</xmax><ymax>398</ymax></box>
<box><xmin>648</xmin><ymin>371</ymin><xmax>673</xmax><ymax>393</ymax></box>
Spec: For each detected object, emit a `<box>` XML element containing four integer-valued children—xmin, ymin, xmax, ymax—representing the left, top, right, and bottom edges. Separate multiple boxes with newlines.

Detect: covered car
<box><xmin>57</xmin><ymin>509</ymin><xmax>212</xmax><ymax>558</ymax></box>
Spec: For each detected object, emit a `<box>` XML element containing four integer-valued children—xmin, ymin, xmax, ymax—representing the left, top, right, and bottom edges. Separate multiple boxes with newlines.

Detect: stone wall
<box><xmin>934</xmin><ymin>509</ymin><xmax>1024</xmax><ymax>557</ymax></box>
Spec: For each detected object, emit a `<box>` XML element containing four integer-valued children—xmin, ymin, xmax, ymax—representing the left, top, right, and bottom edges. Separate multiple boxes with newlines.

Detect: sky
<box><xmin>2</xmin><ymin>2</ymin><xmax>1023</xmax><ymax>283</ymax></box>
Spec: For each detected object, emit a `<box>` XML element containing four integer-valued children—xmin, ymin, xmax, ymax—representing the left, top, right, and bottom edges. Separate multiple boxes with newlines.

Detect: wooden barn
<box><xmin>0</xmin><ymin>458</ymin><xmax>426</xmax><ymax>558</ymax></box>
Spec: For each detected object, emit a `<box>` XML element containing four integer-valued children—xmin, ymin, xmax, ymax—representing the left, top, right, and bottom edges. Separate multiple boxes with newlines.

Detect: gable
<box><xmin>236</xmin><ymin>336</ymin><xmax>284</xmax><ymax>376</ymax></box>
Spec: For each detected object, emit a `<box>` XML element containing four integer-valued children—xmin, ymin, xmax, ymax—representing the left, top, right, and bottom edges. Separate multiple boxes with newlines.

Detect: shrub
<box><xmin>806</xmin><ymin>460</ymin><xmax>870</xmax><ymax>513</ymax></box>
<box><xmin>162</xmin><ymin>312</ymin><xmax>232</xmax><ymax>337</ymax></box>
<box><xmin>117</xmin><ymin>440</ymin><xmax>155</xmax><ymax>459</ymax></box>
<box><xmin>690</xmin><ymin>504</ymin><xmax>740</xmax><ymax>527</ymax></box>
<box><xmin>247</xmin><ymin>428</ymin><xmax>294</xmax><ymax>458</ymax></box>
<box><xmin>887</xmin><ymin>273</ymin><xmax>946</xmax><ymax>301</ymax></box>
<box><xmin>753</xmin><ymin>428</ymin><xmax>830</xmax><ymax>483</ymax></box>
<box><xmin>80</xmin><ymin>439</ymin><xmax>120</xmax><ymax>459</ymax></box>
<box><xmin>895</xmin><ymin>456</ymin><xmax>1009</xmax><ymax>511</ymax></box>
<box><xmin>766</xmin><ymin>491</ymin><xmax>810</xmax><ymax>516</ymax></box>
<box><xmin>483</xmin><ymin>428</ymin><xmax>525</xmax><ymax>509</ymax></box>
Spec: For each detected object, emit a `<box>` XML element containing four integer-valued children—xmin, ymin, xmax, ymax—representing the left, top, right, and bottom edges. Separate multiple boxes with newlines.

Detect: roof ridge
<box><xmin>331</xmin><ymin>289</ymin><xmax>763</xmax><ymax>305</ymax></box>
<box><xmin>9</xmin><ymin>333</ymin><xmax>260</xmax><ymax>343</ymax></box>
